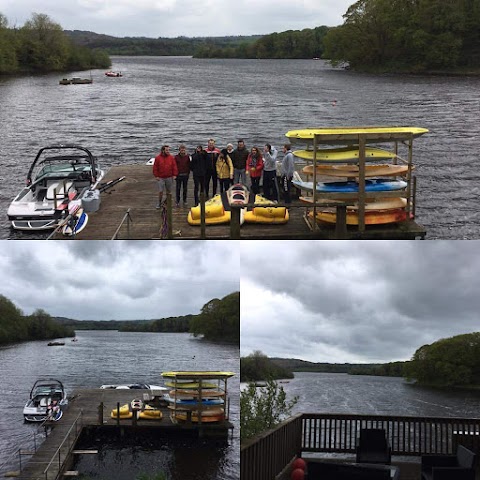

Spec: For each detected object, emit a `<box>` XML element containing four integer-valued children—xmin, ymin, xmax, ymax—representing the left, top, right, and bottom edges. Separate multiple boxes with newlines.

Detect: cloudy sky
<box><xmin>1</xmin><ymin>0</ymin><xmax>353</xmax><ymax>38</ymax></box>
<box><xmin>0</xmin><ymin>241</ymin><xmax>239</xmax><ymax>320</ymax></box>
<box><xmin>241</xmin><ymin>241</ymin><xmax>480</xmax><ymax>364</ymax></box>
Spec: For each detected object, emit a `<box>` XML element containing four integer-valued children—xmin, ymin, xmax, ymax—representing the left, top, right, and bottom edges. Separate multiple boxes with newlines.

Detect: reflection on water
<box><xmin>74</xmin><ymin>430</ymin><xmax>234</xmax><ymax>480</ymax></box>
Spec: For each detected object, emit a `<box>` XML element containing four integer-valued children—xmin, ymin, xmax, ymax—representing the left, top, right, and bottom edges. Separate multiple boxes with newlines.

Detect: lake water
<box><xmin>281</xmin><ymin>372</ymin><xmax>480</xmax><ymax>418</ymax></box>
<box><xmin>0</xmin><ymin>330</ymin><xmax>239</xmax><ymax>479</ymax></box>
<box><xmin>1</xmin><ymin>57</ymin><xmax>480</xmax><ymax>239</ymax></box>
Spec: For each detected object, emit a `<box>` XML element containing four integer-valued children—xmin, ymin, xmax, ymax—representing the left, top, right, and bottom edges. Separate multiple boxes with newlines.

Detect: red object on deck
<box><xmin>292</xmin><ymin>458</ymin><xmax>306</xmax><ymax>471</ymax></box>
<box><xmin>291</xmin><ymin>468</ymin><xmax>305</xmax><ymax>480</ymax></box>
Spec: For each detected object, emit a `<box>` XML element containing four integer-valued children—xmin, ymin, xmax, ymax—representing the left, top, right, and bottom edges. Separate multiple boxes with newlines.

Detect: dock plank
<box><xmin>52</xmin><ymin>165</ymin><xmax>426</xmax><ymax>240</ymax></box>
<box><xmin>17</xmin><ymin>388</ymin><xmax>233</xmax><ymax>480</ymax></box>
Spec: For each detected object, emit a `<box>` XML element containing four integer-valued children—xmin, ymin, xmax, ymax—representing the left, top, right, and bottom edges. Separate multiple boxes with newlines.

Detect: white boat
<box><xmin>100</xmin><ymin>383</ymin><xmax>168</xmax><ymax>395</ymax></box>
<box><xmin>7</xmin><ymin>144</ymin><xmax>105</xmax><ymax>231</ymax></box>
<box><xmin>23</xmin><ymin>379</ymin><xmax>68</xmax><ymax>422</ymax></box>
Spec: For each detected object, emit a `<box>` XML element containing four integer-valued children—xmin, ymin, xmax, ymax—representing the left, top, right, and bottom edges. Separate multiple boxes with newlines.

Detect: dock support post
<box><xmin>166</xmin><ymin>193</ymin><xmax>173</xmax><ymax>239</ymax></box>
<box><xmin>98</xmin><ymin>402</ymin><xmax>104</xmax><ymax>425</ymax></box>
<box><xmin>116</xmin><ymin>403</ymin><xmax>120</xmax><ymax>427</ymax></box>
<box><xmin>200</xmin><ymin>192</ymin><xmax>206</xmax><ymax>239</ymax></box>
<box><xmin>335</xmin><ymin>206</ymin><xmax>347</xmax><ymax>239</ymax></box>
<box><xmin>230</xmin><ymin>206</ymin><xmax>241</xmax><ymax>239</ymax></box>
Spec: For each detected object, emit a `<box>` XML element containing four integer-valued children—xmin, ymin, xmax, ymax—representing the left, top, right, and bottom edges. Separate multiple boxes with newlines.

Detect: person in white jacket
<box><xmin>262</xmin><ymin>144</ymin><xmax>279</xmax><ymax>201</ymax></box>
<box><xmin>280</xmin><ymin>144</ymin><xmax>295</xmax><ymax>204</ymax></box>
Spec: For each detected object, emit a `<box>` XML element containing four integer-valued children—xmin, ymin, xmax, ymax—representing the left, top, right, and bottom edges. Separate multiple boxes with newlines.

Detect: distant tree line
<box><xmin>405</xmin><ymin>332</ymin><xmax>480</xmax><ymax>387</ymax></box>
<box><xmin>0</xmin><ymin>295</ymin><xmax>75</xmax><ymax>345</ymax></box>
<box><xmin>195</xmin><ymin>26</ymin><xmax>330</xmax><ymax>59</ymax></box>
<box><xmin>323</xmin><ymin>0</ymin><xmax>480</xmax><ymax>72</ymax></box>
<box><xmin>269</xmin><ymin>357</ymin><xmax>409</xmax><ymax>377</ymax></box>
<box><xmin>0</xmin><ymin>12</ymin><xmax>110</xmax><ymax>75</ymax></box>
<box><xmin>66</xmin><ymin>30</ymin><xmax>261</xmax><ymax>57</ymax></box>
<box><xmin>56</xmin><ymin>291</ymin><xmax>240</xmax><ymax>344</ymax></box>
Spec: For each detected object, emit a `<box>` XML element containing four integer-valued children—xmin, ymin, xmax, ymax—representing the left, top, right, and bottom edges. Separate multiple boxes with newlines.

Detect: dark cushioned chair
<box><xmin>307</xmin><ymin>461</ymin><xmax>391</xmax><ymax>480</ymax></box>
<box><xmin>421</xmin><ymin>445</ymin><xmax>476</xmax><ymax>480</ymax></box>
<box><xmin>355</xmin><ymin>428</ymin><xmax>392</xmax><ymax>464</ymax></box>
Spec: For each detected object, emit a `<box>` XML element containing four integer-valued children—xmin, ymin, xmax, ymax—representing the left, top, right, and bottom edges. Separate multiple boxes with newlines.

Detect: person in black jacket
<box><xmin>204</xmin><ymin>138</ymin><xmax>220</xmax><ymax>197</ymax></box>
<box><xmin>190</xmin><ymin>145</ymin><xmax>207</xmax><ymax>206</ymax></box>
<box><xmin>231</xmin><ymin>139</ymin><xmax>249</xmax><ymax>185</ymax></box>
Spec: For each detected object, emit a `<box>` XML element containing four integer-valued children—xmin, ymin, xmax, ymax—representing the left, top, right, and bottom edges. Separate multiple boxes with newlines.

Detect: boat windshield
<box><xmin>27</xmin><ymin>146</ymin><xmax>99</xmax><ymax>184</ymax></box>
<box><xmin>34</xmin><ymin>158</ymin><xmax>93</xmax><ymax>180</ymax></box>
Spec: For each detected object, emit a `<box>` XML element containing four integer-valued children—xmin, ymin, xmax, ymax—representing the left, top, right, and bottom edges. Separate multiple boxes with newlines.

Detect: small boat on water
<box><xmin>7</xmin><ymin>144</ymin><xmax>105</xmax><ymax>231</ymax></box>
<box><xmin>59</xmin><ymin>77</ymin><xmax>92</xmax><ymax>85</ymax></box>
<box><xmin>23</xmin><ymin>379</ymin><xmax>68</xmax><ymax>422</ymax></box>
<box><xmin>47</xmin><ymin>341</ymin><xmax>65</xmax><ymax>346</ymax></box>
<box><xmin>105</xmin><ymin>71</ymin><xmax>122</xmax><ymax>77</ymax></box>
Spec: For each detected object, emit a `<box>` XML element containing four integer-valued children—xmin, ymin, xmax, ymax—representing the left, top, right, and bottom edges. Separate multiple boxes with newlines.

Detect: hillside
<box><xmin>65</xmin><ymin>30</ymin><xmax>261</xmax><ymax>56</ymax></box>
<box><xmin>270</xmin><ymin>358</ymin><xmax>407</xmax><ymax>377</ymax></box>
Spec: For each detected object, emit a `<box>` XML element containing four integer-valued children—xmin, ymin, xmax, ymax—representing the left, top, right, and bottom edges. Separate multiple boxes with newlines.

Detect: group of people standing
<box><xmin>152</xmin><ymin>138</ymin><xmax>295</xmax><ymax>208</ymax></box>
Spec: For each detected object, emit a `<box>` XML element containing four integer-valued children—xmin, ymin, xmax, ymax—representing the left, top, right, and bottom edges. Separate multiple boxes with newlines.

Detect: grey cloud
<box><xmin>240</xmin><ymin>241</ymin><xmax>480</xmax><ymax>363</ymax></box>
<box><xmin>0</xmin><ymin>241</ymin><xmax>239</xmax><ymax>320</ymax></box>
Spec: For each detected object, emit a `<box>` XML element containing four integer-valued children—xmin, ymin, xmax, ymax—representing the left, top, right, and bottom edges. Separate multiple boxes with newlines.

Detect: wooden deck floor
<box><xmin>16</xmin><ymin>388</ymin><xmax>233</xmax><ymax>480</ymax></box>
<box><xmin>53</xmin><ymin>165</ymin><xmax>427</xmax><ymax>240</ymax></box>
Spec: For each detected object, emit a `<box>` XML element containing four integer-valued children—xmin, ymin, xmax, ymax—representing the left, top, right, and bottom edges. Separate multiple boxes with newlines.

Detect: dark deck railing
<box><xmin>241</xmin><ymin>414</ymin><xmax>303</xmax><ymax>480</ymax></box>
<box><xmin>240</xmin><ymin>413</ymin><xmax>480</xmax><ymax>480</ymax></box>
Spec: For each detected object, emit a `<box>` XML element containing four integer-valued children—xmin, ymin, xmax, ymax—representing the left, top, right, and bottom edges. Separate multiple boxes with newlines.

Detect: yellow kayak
<box><xmin>310</xmin><ymin>208</ymin><xmax>408</xmax><ymax>225</ymax></box>
<box><xmin>138</xmin><ymin>405</ymin><xmax>163</xmax><ymax>420</ymax></box>
<box><xmin>294</xmin><ymin>147</ymin><xmax>397</xmax><ymax>163</ymax></box>
<box><xmin>172</xmin><ymin>408</ymin><xmax>225</xmax><ymax>423</ymax></box>
<box><xmin>169</xmin><ymin>389</ymin><xmax>225</xmax><ymax>397</ymax></box>
<box><xmin>110</xmin><ymin>404</ymin><xmax>132</xmax><ymax>419</ymax></box>
<box><xmin>188</xmin><ymin>195</ymin><xmax>230</xmax><ymax>225</ymax></box>
<box><xmin>162</xmin><ymin>371</ymin><xmax>235</xmax><ymax>378</ymax></box>
<box><xmin>300</xmin><ymin>196</ymin><xmax>407</xmax><ymax>211</ymax></box>
<box><xmin>244</xmin><ymin>195</ymin><xmax>289</xmax><ymax>224</ymax></box>
<box><xmin>286</xmin><ymin>126</ymin><xmax>429</xmax><ymax>142</ymax></box>
<box><xmin>165</xmin><ymin>381</ymin><xmax>218</xmax><ymax>389</ymax></box>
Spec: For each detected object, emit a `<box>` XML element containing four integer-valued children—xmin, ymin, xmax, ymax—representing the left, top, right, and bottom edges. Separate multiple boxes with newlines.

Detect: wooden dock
<box><xmin>15</xmin><ymin>388</ymin><xmax>234</xmax><ymax>480</ymax></box>
<box><xmin>52</xmin><ymin>164</ymin><xmax>427</xmax><ymax>240</ymax></box>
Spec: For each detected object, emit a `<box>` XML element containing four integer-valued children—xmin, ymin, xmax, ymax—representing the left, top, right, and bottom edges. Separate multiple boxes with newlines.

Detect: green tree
<box><xmin>19</xmin><ymin>13</ymin><xmax>69</xmax><ymax>71</ymax></box>
<box><xmin>240</xmin><ymin>379</ymin><xmax>298</xmax><ymax>441</ymax></box>
<box><xmin>190</xmin><ymin>292</ymin><xmax>239</xmax><ymax>343</ymax></box>
<box><xmin>323</xmin><ymin>0</ymin><xmax>477</xmax><ymax>72</ymax></box>
<box><xmin>405</xmin><ymin>332</ymin><xmax>480</xmax><ymax>386</ymax></box>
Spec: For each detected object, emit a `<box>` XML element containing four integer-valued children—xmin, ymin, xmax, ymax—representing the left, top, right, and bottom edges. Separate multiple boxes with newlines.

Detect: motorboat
<box><xmin>100</xmin><ymin>383</ymin><xmax>168</xmax><ymax>399</ymax></box>
<box><xmin>7</xmin><ymin>144</ymin><xmax>105</xmax><ymax>230</ymax></box>
<box><xmin>23</xmin><ymin>379</ymin><xmax>68</xmax><ymax>422</ymax></box>
<box><xmin>105</xmin><ymin>71</ymin><xmax>122</xmax><ymax>77</ymax></box>
<box><xmin>100</xmin><ymin>383</ymin><xmax>166</xmax><ymax>390</ymax></box>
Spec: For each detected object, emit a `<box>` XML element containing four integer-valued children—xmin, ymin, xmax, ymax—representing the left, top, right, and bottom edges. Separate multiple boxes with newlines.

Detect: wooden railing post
<box><xmin>230</xmin><ymin>206</ymin><xmax>241</xmax><ymax>239</ymax></box>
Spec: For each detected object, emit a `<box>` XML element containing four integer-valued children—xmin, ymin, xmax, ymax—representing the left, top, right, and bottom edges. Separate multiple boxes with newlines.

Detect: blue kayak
<box><xmin>293</xmin><ymin>179</ymin><xmax>408</xmax><ymax>193</ymax></box>
<box><xmin>165</xmin><ymin>395</ymin><xmax>224</xmax><ymax>406</ymax></box>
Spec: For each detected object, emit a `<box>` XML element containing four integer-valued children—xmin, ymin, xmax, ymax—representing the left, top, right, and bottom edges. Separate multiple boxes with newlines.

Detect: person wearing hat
<box><xmin>231</xmin><ymin>139</ymin><xmax>249</xmax><ymax>185</ymax></box>
<box><xmin>221</xmin><ymin>143</ymin><xmax>235</xmax><ymax>187</ymax></box>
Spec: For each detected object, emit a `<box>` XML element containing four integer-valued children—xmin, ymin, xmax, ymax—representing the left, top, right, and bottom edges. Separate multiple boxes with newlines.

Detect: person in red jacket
<box><xmin>153</xmin><ymin>145</ymin><xmax>178</xmax><ymax>208</ymax></box>
<box><xmin>174</xmin><ymin>144</ymin><xmax>191</xmax><ymax>207</ymax></box>
<box><xmin>246</xmin><ymin>146</ymin><xmax>264</xmax><ymax>195</ymax></box>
